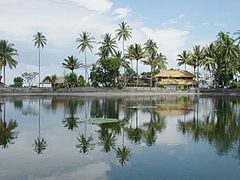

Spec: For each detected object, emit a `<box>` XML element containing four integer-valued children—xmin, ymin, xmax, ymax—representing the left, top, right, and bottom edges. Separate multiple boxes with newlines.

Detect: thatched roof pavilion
<box><xmin>155</xmin><ymin>70</ymin><xmax>197</xmax><ymax>86</ymax></box>
<box><xmin>40</xmin><ymin>76</ymin><xmax>65</xmax><ymax>86</ymax></box>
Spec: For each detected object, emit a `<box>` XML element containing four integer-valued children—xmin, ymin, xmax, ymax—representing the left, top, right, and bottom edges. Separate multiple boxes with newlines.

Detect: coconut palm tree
<box><xmin>33</xmin><ymin>32</ymin><xmax>47</xmax><ymax>87</ymax></box>
<box><xmin>98</xmin><ymin>33</ymin><xmax>118</xmax><ymax>59</ymax></box>
<box><xmin>0</xmin><ymin>40</ymin><xmax>18</xmax><ymax>86</ymax></box>
<box><xmin>142</xmin><ymin>39</ymin><xmax>167</xmax><ymax>89</ymax></box>
<box><xmin>126</xmin><ymin>44</ymin><xmax>145</xmax><ymax>87</ymax></box>
<box><xmin>62</xmin><ymin>55</ymin><xmax>82</xmax><ymax>73</ymax></box>
<box><xmin>152</xmin><ymin>53</ymin><xmax>167</xmax><ymax>73</ymax></box>
<box><xmin>116</xmin><ymin>22</ymin><xmax>132</xmax><ymax>87</ymax></box>
<box><xmin>203</xmin><ymin>43</ymin><xmax>217</xmax><ymax>77</ymax></box>
<box><xmin>76</xmin><ymin>32</ymin><xmax>95</xmax><ymax>83</ymax></box>
<box><xmin>177</xmin><ymin>50</ymin><xmax>191</xmax><ymax>70</ymax></box>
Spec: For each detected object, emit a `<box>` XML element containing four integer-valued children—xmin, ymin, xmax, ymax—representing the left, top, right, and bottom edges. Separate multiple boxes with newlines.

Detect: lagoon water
<box><xmin>0</xmin><ymin>95</ymin><xmax>240</xmax><ymax>180</ymax></box>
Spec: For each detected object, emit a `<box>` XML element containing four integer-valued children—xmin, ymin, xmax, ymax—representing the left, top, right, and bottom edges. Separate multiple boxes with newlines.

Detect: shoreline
<box><xmin>0</xmin><ymin>91</ymin><xmax>239</xmax><ymax>97</ymax></box>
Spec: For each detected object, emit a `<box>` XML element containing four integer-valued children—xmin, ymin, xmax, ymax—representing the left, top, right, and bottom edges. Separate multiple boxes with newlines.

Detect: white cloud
<box><xmin>0</xmin><ymin>0</ymin><xmax>191</xmax><ymax>84</ymax></box>
<box><xmin>141</xmin><ymin>27</ymin><xmax>189</xmax><ymax>67</ymax></box>
<box><xmin>112</xmin><ymin>8</ymin><xmax>130</xmax><ymax>19</ymax></box>
<box><xmin>66</xmin><ymin>0</ymin><xmax>112</xmax><ymax>13</ymax></box>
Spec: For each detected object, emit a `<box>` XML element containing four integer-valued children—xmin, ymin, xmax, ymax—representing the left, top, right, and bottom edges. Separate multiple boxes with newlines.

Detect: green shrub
<box><xmin>12</xmin><ymin>77</ymin><xmax>24</xmax><ymax>87</ymax></box>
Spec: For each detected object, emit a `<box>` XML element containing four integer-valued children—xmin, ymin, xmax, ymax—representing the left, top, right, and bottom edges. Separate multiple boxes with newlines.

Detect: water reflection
<box><xmin>1</xmin><ymin>95</ymin><xmax>240</xmax><ymax>179</ymax></box>
<box><xmin>33</xmin><ymin>99</ymin><xmax>47</xmax><ymax>154</ymax></box>
<box><xmin>0</xmin><ymin>103</ymin><xmax>18</xmax><ymax>149</ymax></box>
<box><xmin>178</xmin><ymin>97</ymin><xmax>240</xmax><ymax>161</ymax></box>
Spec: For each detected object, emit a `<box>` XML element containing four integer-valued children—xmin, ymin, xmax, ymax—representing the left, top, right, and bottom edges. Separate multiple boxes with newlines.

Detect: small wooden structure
<box><xmin>154</xmin><ymin>70</ymin><xmax>197</xmax><ymax>91</ymax></box>
<box><xmin>40</xmin><ymin>76</ymin><xmax>65</xmax><ymax>87</ymax></box>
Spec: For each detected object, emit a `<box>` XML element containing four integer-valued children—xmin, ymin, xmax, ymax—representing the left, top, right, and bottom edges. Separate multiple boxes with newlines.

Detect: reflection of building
<box><xmin>40</xmin><ymin>76</ymin><xmax>65</xmax><ymax>87</ymax></box>
<box><xmin>155</xmin><ymin>70</ymin><xmax>197</xmax><ymax>92</ymax></box>
<box><xmin>155</xmin><ymin>97</ymin><xmax>195</xmax><ymax>117</ymax></box>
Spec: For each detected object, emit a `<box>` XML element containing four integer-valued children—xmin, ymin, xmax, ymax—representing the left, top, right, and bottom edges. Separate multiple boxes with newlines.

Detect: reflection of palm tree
<box><xmin>116</xmin><ymin>126</ymin><xmax>131</xmax><ymax>166</ymax></box>
<box><xmin>34</xmin><ymin>99</ymin><xmax>47</xmax><ymax>154</ymax></box>
<box><xmin>142</xmin><ymin>110</ymin><xmax>166</xmax><ymax>146</ymax></box>
<box><xmin>116</xmin><ymin>146</ymin><xmax>131</xmax><ymax>166</ymax></box>
<box><xmin>76</xmin><ymin>134</ymin><xmax>95</xmax><ymax>154</ymax></box>
<box><xmin>99</xmin><ymin>130</ymin><xmax>116</xmax><ymax>153</ymax></box>
<box><xmin>178</xmin><ymin>97</ymin><xmax>240</xmax><ymax>157</ymax></box>
<box><xmin>0</xmin><ymin>103</ymin><xmax>18</xmax><ymax>149</ymax></box>
<box><xmin>63</xmin><ymin>116</ymin><xmax>79</xmax><ymax>131</ymax></box>
<box><xmin>34</xmin><ymin>138</ymin><xmax>47</xmax><ymax>154</ymax></box>
<box><xmin>76</xmin><ymin>101</ymin><xmax>95</xmax><ymax>154</ymax></box>
<box><xmin>126</xmin><ymin>110</ymin><xmax>143</xmax><ymax>144</ymax></box>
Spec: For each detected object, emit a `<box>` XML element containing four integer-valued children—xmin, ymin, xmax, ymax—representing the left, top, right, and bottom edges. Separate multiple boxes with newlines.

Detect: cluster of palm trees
<box><xmin>61</xmin><ymin>22</ymin><xmax>167</xmax><ymax>88</ymax></box>
<box><xmin>177</xmin><ymin>31</ymin><xmax>240</xmax><ymax>87</ymax></box>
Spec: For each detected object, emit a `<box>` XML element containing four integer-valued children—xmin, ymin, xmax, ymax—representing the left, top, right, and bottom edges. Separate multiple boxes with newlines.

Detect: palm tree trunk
<box><xmin>3</xmin><ymin>103</ymin><xmax>6</xmax><ymax>123</ymax></box>
<box><xmin>123</xmin><ymin>39</ymin><xmax>127</xmax><ymax>88</ymax></box>
<box><xmin>85</xmin><ymin>50</ymin><xmax>87</xmax><ymax>84</ymax></box>
<box><xmin>38</xmin><ymin>99</ymin><xmax>41</xmax><ymax>138</ymax></box>
<box><xmin>38</xmin><ymin>48</ymin><xmax>41</xmax><ymax>88</ymax></box>
<box><xmin>185</xmin><ymin>63</ymin><xmax>186</xmax><ymax>71</ymax></box>
<box><xmin>136</xmin><ymin>60</ymin><xmax>139</xmax><ymax>87</ymax></box>
<box><xmin>3</xmin><ymin>65</ymin><xmax>6</xmax><ymax>87</ymax></box>
<box><xmin>150</xmin><ymin>66</ymin><xmax>153</xmax><ymax>91</ymax></box>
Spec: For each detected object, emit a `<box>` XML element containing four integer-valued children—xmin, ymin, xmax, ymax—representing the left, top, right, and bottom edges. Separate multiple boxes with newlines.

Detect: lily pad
<box><xmin>79</xmin><ymin>118</ymin><xmax>120</xmax><ymax>124</ymax></box>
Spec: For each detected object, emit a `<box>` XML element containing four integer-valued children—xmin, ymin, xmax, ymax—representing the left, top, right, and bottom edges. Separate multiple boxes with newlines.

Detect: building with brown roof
<box><xmin>40</xmin><ymin>76</ymin><xmax>65</xmax><ymax>87</ymax></box>
<box><xmin>154</xmin><ymin>70</ymin><xmax>197</xmax><ymax>92</ymax></box>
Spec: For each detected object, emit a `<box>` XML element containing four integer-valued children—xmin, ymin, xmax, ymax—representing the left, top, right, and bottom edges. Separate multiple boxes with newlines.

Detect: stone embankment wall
<box><xmin>0</xmin><ymin>86</ymin><xmax>196</xmax><ymax>94</ymax></box>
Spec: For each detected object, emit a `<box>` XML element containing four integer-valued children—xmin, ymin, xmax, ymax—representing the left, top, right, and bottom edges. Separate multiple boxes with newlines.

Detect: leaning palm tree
<box><xmin>98</xmin><ymin>33</ymin><xmax>118</xmax><ymax>59</ymax></box>
<box><xmin>126</xmin><ymin>44</ymin><xmax>145</xmax><ymax>87</ymax></box>
<box><xmin>0</xmin><ymin>40</ymin><xmax>18</xmax><ymax>86</ymax></box>
<box><xmin>62</xmin><ymin>55</ymin><xmax>82</xmax><ymax>73</ymax></box>
<box><xmin>76</xmin><ymin>32</ymin><xmax>95</xmax><ymax>83</ymax></box>
<box><xmin>177</xmin><ymin>50</ymin><xmax>191</xmax><ymax>70</ymax></box>
<box><xmin>33</xmin><ymin>32</ymin><xmax>47</xmax><ymax>87</ymax></box>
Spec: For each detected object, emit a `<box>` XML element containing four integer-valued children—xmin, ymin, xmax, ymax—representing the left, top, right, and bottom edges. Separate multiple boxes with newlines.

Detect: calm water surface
<box><xmin>0</xmin><ymin>95</ymin><xmax>240</xmax><ymax>180</ymax></box>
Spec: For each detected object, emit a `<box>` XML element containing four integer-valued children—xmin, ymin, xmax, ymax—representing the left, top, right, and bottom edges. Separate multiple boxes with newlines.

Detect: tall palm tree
<box><xmin>116</xmin><ymin>22</ymin><xmax>132</xmax><ymax>57</ymax></box>
<box><xmin>33</xmin><ymin>32</ymin><xmax>47</xmax><ymax>87</ymax></box>
<box><xmin>62</xmin><ymin>55</ymin><xmax>82</xmax><ymax>72</ymax></box>
<box><xmin>0</xmin><ymin>40</ymin><xmax>18</xmax><ymax>86</ymax></box>
<box><xmin>203</xmin><ymin>43</ymin><xmax>217</xmax><ymax>77</ymax></box>
<box><xmin>143</xmin><ymin>39</ymin><xmax>158</xmax><ymax>89</ymax></box>
<box><xmin>116</xmin><ymin>22</ymin><xmax>132</xmax><ymax>87</ymax></box>
<box><xmin>190</xmin><ymin>45</ymin><xmax>205</xmax><ymax>91</ymax></box>
<box><xmin>216</xmin><ymin>32</ymin><xmax>239</xmax><ymax>86</ymax></box>
<box><xmin>98</xmin><ymin>33</ymin><xmax>118</xmax><ymax>59</ymax></box>
<box><xmin>76</xmin><ymin>32</ymin><xmax>95</xmax><ymax>83</ymax></box>
<box><xmin>126</xmin><ymin>44</ymin><xmax>145</xmax><ymax>87</ymax></box>
<box><xmin>177</xmin><ymin>50</ymin><xmax>191</xmax><ymax>70</ymax></box>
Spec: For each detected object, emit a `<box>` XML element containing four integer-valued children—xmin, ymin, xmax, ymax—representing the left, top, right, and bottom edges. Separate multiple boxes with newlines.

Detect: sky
<box><xmin>0</xmin><ymin>0</ymin><xmax>240</xmax><ymax>85</ymax></box>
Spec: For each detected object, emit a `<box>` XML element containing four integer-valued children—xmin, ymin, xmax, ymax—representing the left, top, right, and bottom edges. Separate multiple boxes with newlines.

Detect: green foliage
<box><xmin>78</xmin><ymin>75</ymin><xmax>86</xmax><ymax>87</ymax></box>
<box><xmin>12</xmin><ymin>77</ymin><xmax>23</xmax><ymax>87</ymax></box>
<box><xmin>65</xmin><ymin>72</ymin><xmax>78</xmax><ymax>87</ymax></box>
<box><xmin>228</xmin><ymin>81</ymin><xmax>240</xmax><ymax>89</ymax></box>
<box><xmin>90</xmin><ymin>57</ymin><xmax>121</xmax><ymax>87</ymax></box>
